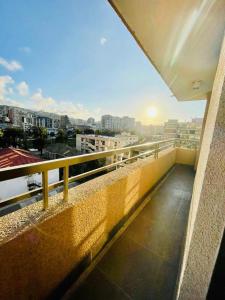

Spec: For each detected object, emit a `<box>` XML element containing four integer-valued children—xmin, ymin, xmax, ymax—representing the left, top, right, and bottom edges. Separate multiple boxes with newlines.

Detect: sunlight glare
<box><xmin>147</xmin><ymin>106</ymin><xmax>158</xmax><ymax>118</ymax></box>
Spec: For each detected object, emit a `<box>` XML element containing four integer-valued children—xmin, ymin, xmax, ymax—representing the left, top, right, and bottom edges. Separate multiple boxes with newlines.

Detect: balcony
<box><xmin>0</xmin><ymin>140</ymin><xmax>197</xmax><ymax>299</ymax></box>
<box><xmin>64</xmin><ymin>164</ymin><xmax>194</xmax><ymax>300</ymax></box>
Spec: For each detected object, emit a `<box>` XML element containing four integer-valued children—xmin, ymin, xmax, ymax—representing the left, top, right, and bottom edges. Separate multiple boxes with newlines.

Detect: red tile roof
<box><xmin>0</xmin><ymin>148</ymin><xmax>42</xmax><ymax>168</ymax></box>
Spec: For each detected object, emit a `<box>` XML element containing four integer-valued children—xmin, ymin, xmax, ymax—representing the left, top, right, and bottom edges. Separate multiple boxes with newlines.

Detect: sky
<box><xmin>0</xmin><ymin>0</ymin><xmax>206</xmax><ymax>125</ymax></box>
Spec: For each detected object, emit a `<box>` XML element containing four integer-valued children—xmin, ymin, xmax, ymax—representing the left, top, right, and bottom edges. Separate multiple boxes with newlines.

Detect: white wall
<box><xmin>0</xmin><ymin>169</ymin><xmax>59</xmax><ymax>201</ymax></box>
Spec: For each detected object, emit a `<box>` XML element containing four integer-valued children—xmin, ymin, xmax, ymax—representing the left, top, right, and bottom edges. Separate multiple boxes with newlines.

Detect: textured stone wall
<box><xmin>0</xmin><ymin>148</ymin><xmax>182</xmax><ymax>300</ymax></box>
<box><xmin>178</xmin><ymin>34</ymin><xmax>225</xmax><ymax>299</ymax></box>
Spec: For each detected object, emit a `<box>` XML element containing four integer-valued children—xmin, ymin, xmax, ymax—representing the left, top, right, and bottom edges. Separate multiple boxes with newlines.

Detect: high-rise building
<box><xmin>60</xmin><ymin>115</ymin><xmax>71</xmax><ymax>129</ymax></box>
<box><xmin>87</xmin><ymin>117</ymin><xmax>95</xmax><ymax>126</ymax></box>
<box><xmin>101</xmin><ymin>115</ymin><xmax>135</xmax><ymax>132</ymax></box>
<box><xmin>164</xmin><ymin>119</ymin><xmax>179</xmax><ymax>138</ymax></box>
<box><xmin>101</xmin><ymin>115</ymin><xmax>114</xmax><ymax>131</ymax></box>
<box><xmin>121</xmin><ymin>116</ymin><xmax>135</xmax><ymax>131</ymax></box>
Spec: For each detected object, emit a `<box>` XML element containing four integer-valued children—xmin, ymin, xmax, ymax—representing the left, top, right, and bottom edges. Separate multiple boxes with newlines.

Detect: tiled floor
<box><xmin>65</xmin><ymin>165</ymin><xmax>195</xmax><ymax>300</ymax></box>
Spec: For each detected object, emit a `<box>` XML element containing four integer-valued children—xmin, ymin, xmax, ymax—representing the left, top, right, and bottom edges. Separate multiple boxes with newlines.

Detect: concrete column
<box><xmin>177</xmin><ymin>34</ymin><xmax>225</xmax><ymax>299</ymax></box>
<box><xmin>194</xmin><ymin>93</ymin><xmax>211</xmax><ymax>170</ymax></box>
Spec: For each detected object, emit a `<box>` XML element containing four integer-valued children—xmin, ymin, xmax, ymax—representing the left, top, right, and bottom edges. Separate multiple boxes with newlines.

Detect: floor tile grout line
<box><xmin>96</xmin><ymin>266</ymin><xmax>134</xmax><ymax>300</ymax></box>
<box><xmin>125</xmin><ymin>231</ymin><xmax>181</xmax><ymax>269</ymax></box>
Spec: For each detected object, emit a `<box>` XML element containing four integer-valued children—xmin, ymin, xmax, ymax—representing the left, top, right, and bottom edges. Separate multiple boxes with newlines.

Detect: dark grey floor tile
<box><xmin>125</xmin><ymin>215</ymin><xmax>182</xmax><ymax>267</ymax></box>
<box><xmin>98</xmin><ymin>235</ymin><xmax>163</xmax><ymax>300</ymax></box>
<box><xmin>154</xmin><ymin>260</ymin><xmax>180</xmax><ymax>300</ymax></box>
<box><xmin>69</xmin><ymin>268</ymin><xmax>131</xmax><ymax>300</ymax></box>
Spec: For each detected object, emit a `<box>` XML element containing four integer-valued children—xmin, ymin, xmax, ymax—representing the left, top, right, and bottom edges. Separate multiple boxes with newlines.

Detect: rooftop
<box><xmin>0</xmin><ymin>148</ymin><xmax>42</xmax><ymax>169</ymax></box>
<box><xmin>78</xmin><ymin>134</ymin><xmax>136</xmax><ymax>140</ymax></box>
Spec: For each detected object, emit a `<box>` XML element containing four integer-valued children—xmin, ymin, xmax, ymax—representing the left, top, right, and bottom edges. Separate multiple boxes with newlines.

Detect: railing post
<box><xmin>129</xmin><ymin>150</ymin><xmax>134</xmax><ymax>162</ymax></box>
<box><xmin>63</xmin><ymin>165</ymin><xmax>69</xmax><ymax>202</ymax></box>
<box><xmin>173</xmin><ymin>139</ymin><xmax>176</xmax><ymax>148</ymax></box>
<box><xmin>154</xmin><ymin>143</ymin><xmax>159</xmax><ymax>159</ymax></box>
<box><xmin>42</xmin><ymin>170</ymin><xmax>48</xmax><ymax>210</ymax></box>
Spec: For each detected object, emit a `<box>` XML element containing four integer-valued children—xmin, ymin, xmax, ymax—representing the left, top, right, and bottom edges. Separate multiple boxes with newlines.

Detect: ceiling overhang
<box><xmin>109</xmin><ymin>0</ymin><xmax>225</xmax><ymax>101</ymax></box>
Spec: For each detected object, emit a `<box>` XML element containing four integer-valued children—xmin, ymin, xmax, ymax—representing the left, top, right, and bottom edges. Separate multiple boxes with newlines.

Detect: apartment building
<box><xmin>0</xmin><ymin>105</ymin><xmax>66</xmax><ymax>132</ymax></box>
<box><xmin>178</xmin><ymin>119</ymin><xmax>202</xmax><ymax>140</ymax></box>
<box><xmin>164</xmin><ymin>119</ymin><xmax>179</xmax><ymax>138</ymax></box>
<box><xmin>101</xmin><ymin>114</ymin><xmax>135</xmax><ymax>132</ymax></box>
<box><xmin>76</xmin><ymin>132</ymin><xmax>138</xmax><ymax>164</ymax></box>
<box><xmin>87</xmin><ymin>117</ymin><xmax>95</xmax><ymax>126</ymax></box>
<box><xmin>121</xmin><ymin>116</ymin><xmax>135</xmax><ymax>131</ymax></box>
<box><xmin>76</xmin><ymin>132</ymin><xmax>138</xmax><ymax>154</ymax></box>
<box><xmin>163</xmin><ymin>119</ymin><xmax>202</xmax><ymax>146</ymax></box>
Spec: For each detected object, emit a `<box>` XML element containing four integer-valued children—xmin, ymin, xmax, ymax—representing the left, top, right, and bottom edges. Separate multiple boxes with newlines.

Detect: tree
<box><xmin>3</xmin><ymin>128</ymin><xmax>24</xmax><ymax>147</ymax></box>
<box><xmin>55</xmin><ymin>129</ymin><xmax>67</xmax><ymax>143</ymax></box>
<box><xmin>49</xmin><ymin>131</ymin><xmax>55</xmax><ymax>144</ymax></box>
<box><xmin>94</xmin><ymin>129</ymin><xmax>116</xmax><ymax>137</ymax></box>
<box><xmin>33</xmin><ymin>127</ymin><xmax>47</xmax><ymax>155</ymax></box>
<box><xmin>0</xmin><ymin>129</ymin><xmax>4</xmax><ymax>147</ymax></box>
<box><xmin>23</xmin><ymin>133</ymin><xmax>28</xmax><ymax>149</ymax></box>
<box><xmin>83</xmin><ymin>128</ymin><xmax>94</xmax><ymax>134</ymax></box>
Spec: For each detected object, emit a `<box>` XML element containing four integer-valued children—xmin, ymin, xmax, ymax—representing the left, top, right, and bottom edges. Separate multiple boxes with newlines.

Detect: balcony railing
<box><xmin>0</xmin><ymin>138</ymin><xmax>198</xmax><ymax>211</ymax></box>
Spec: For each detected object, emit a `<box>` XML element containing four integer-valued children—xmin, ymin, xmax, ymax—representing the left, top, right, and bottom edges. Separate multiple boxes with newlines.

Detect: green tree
<box><xmin>0</xmin><ymin>129</ymin><xmax>4</xmax><ymax>147</ymax></box>
<box><xmin>33</xmin><ymin>127</ymin><xmax>47</xmax><ymax>155</ymax></box>
<box><xmin>55</xmin><ymin>129</ymin><xmax>67</xmax><ymax>143</ymax></box>
<box><xmin>50</xmin><ymin>131</ymin><xmax>55</xmax><ymax>144</ymax></box>
<box><xmin>83</xmin><ymin>128</ymin><xmax>94</xmax><ymax>134</ymax></box>
<box><xmin>3</xmin><ymin>128</ymin><xmax>24</xmax><ymax>147</ymax></box>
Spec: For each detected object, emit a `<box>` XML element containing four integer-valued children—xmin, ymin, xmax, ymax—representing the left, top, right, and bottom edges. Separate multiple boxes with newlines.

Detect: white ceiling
<box><xmin>109</xmin><ymin>0</ymin><xmax>225</xmax><ymax>101</ymax></box>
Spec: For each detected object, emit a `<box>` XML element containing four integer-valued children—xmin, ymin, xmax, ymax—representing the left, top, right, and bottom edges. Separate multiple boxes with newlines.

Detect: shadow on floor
<box><xmin>63</xmin><ymin>165</ymin><xmax>195</xmax><ymax>300</ymax></box>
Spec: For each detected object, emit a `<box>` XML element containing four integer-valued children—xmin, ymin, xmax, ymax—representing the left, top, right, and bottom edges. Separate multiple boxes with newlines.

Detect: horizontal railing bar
<box><xmin>48</xmin><ymin>180</ymin><xmax>64</xmax><ymax>191</ymax></box>
<box><xmin>0</xmin><ymin>139</ymin><xmax>175</xmax><ymax>181</ymax></box>
<box><xmin>177</xmin><ymin>138</ymin><xmax>199</xmax><ymax>141</ymax></box>
<box><xmin>0</xmin><ymin>187</ymin><xmax>43</xmax><ymax>208</ymax></box>
<box><xmin>0</xmin><ymin>148</ymin><xmax>158</xmax><ymax>208</ymax></box>
<box><xmin>158</xmin><ymin>143</ymin><xmax>174</xmax><ymax>151</ymax></box>
<box><xmin>0</xmin><ymin>180</ymin><xmax>65</xmax><ymax>208</ymax></box>
<box><xmin>69</xmin><ymin>149</ymin><xmax>156</xmax><ymax>182</ymax></box>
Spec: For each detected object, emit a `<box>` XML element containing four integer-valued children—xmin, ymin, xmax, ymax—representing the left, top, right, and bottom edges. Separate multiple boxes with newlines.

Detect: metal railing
<box><xmin>0</xmin><ymin>138</ymin><xmax>197</xmax><ymax>210</ymax></box>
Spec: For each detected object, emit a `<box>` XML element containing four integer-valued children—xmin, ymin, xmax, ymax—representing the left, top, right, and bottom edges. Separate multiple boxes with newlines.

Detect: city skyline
<box><xmin>0</xmin><ymin>103</ymin><xmax>203</xmax><ymax>127</ymax></box>
<box><xmin>0</xmin><ymin>0</ymin><xmax>206</xmax><ymax>125</ymax></box>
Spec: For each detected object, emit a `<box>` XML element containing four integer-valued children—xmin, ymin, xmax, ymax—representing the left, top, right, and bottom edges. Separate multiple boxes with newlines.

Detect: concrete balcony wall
<box><xmin>0</xmin><ymin>147</ymin><xmax>195</xmax><ymax>300</ymax></box>
<box><xmin>176</xmin><ymin>148</ymin><xmax>197</xmax><ymax>166</ymax></box>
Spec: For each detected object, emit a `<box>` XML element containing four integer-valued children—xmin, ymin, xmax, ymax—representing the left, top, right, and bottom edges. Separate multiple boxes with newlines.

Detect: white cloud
<box><xmin>53</xmin><ymin>101</ymin><xmax>90</xmax><ymax>119</ymax></box>
<box><xmin>100</xmin><ymin>37</ymin><xmax>107</xmax><ymax>46</ymax></box>
<box><xmin>19</xmin><ymin>47</ymin><xmax>31</xmax><ymax>54</ymax></box>
<box><xmin>17</xmin><ymin>81</ymin><xmax>29</xmax><ymax>96</ymax></box>
<box><xmin>0</xmin><ymin>76</ymin><xmax>14</xmax><ymax>102</ymax></box>
<box><xmin>0</xmin><ymin>57</ymin><xmax>23</xmax><ymax>72</ymax></box>
<box><xmin>0</xmin><ymin>76</ymin><xmax>95</xmax><ymax>120</ymax></box>
<box><xmin>8</xmin><ymin>87</ymin><xmax>14</xmax><ymax>95</ymax></box>
<box><xmin>30</xmin><ymin>89</ymin><xmax>93</xmax><ymax>119</ymax></box>
<box><xmin>31</xmin><ymin>89</ymin><xmax>56</xmax><ymax>110</ymax></box>
<box><xmin>0</xmin><ymin>76</ymin><xmax>22</xmax><ymax>107</ymax></box>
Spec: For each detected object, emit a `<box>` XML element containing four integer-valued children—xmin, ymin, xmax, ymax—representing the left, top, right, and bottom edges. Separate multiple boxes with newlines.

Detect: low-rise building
<box><xmin>76</xmin><ymin>133</ymin><xmax>138</xmax><ymax>153</ymax></box>
<box><xmin>76</xmin><ymin>133</ymin><xmax>138</xmax><ymax>163</ymax></box>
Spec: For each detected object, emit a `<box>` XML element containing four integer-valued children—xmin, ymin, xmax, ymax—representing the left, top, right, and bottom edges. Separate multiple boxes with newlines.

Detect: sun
<box><xmin>147</xmin><ymin>106</ymin><xmax>158</xmax><ymax>118</ymax></box>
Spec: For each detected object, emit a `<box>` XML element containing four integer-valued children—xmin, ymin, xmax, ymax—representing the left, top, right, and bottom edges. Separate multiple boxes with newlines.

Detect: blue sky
<box><xmin>0</xmin><ymin>0</ymin><xmax>206</xmax><ymax>124</ymax></box>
